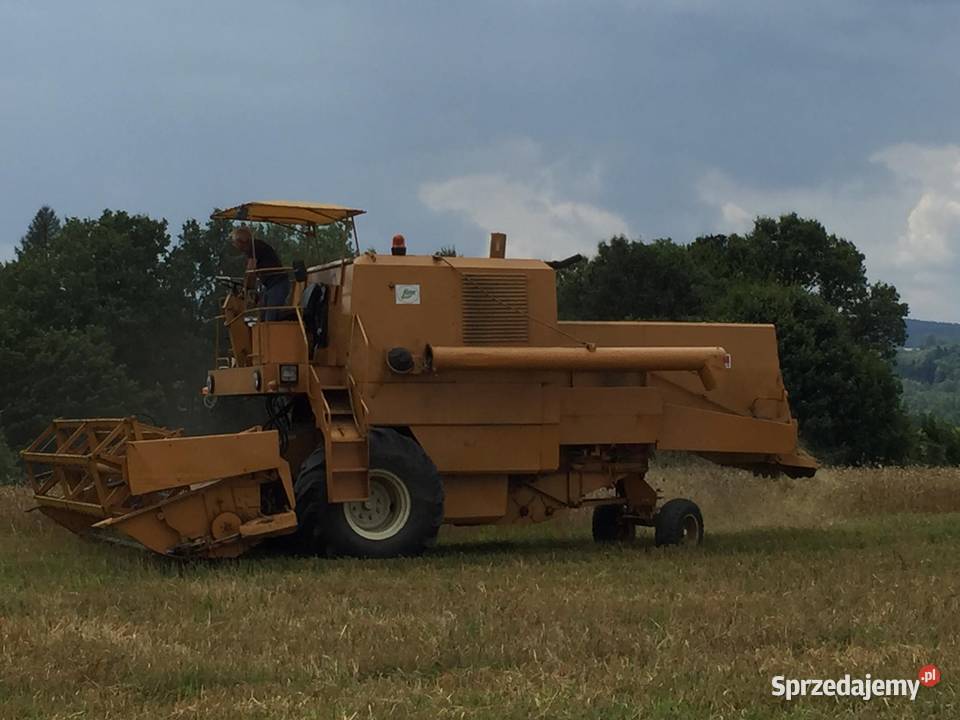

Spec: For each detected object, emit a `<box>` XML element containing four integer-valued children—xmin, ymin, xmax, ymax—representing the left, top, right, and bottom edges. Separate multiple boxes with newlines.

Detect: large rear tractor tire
<box><xmin>654</xmin><ymin>498</ymin><xmax>703</xmax><ymax>547</ymax></box>
<box><xmin>293</xmin><ymin>428</ymin><xmax>444</xmax><ymax>558</ymax></box>
<box><xmin>591</xmin><ymin>504</ymin><xmax>635</xmax><ymax>542</ymax></box>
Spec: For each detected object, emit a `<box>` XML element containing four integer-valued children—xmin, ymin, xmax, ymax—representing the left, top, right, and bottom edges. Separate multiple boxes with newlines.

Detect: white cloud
<box><xmin>697</xmin><ymin>143</ymin><xmax>960</xmax><ymax>322</ymax></box>
<box><xmin>418</xmin><ymin>140</ymin><xmax>629</xmax><ymax>260</ymax></box>
<box><xmin>871</xmin><ymin>144</ymin><xmax>960</xmax><ymax>267</ymax></box>
<box><xmin>718</xmin><ymin>201</ymin><xmax>752</xmax><ymax>231</ymax></box>
<box><xmin>897</xmin><ymin>192</ymin><xmax>960</xmax><ymax>265</ymax></box>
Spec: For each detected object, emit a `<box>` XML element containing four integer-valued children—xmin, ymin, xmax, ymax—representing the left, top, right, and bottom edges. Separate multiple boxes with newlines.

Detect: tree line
<box><xmin>0</xmin><ymin>207</ymin><xmax>353</xmax><ymax>481</ymax></box>
<box><xmin>0</xmin><ymin>207</ymin><xmax>958</xmax><ymax>481</ymax></box>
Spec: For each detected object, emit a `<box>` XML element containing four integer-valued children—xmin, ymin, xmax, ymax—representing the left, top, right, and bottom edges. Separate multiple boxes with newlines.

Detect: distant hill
<box><xmin>904</xmin><ymin>319</ymin><xmax>960</xmax><ymax>347</ymax></box>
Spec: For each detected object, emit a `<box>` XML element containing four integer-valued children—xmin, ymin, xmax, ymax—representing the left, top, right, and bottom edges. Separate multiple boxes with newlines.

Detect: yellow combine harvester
<box><xmin>22</xmin><ymin>201</ymin><xmax>816</xmax><ymax>558</ymax></box>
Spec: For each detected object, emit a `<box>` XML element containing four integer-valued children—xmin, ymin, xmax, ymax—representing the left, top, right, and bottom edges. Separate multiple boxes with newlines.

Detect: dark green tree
<box><xmin>558</xmin><ymin>236</ymin><xmax>709</xmax><ymax>321</ymax></box>
<box><xmin>915</xmin><ymin>414</ymin><xmax>960</xmax><ymax>465</ymax></box>
<box><xmin>689</xmin><ymin>214</ymin><xmax>907</xmax><ymax>356</ymax></box>
<box><xmin>0</xmin><ymin>210</ymin><xmax>184</xmax><ymax>446</ymax></box>
<box><xmin>168</xmin><ymin>219</ymin><xmax>238</xmax><ymax>306</ymax></box>
<box><xmin>0</xmin><ymin>324</ymin><xmax>145</xmax><ymax>447</ymax></box>
<box><xmin>16</xmin><ymin>206</ymin><xmax>61</xmax><ymax>259</ymax></box>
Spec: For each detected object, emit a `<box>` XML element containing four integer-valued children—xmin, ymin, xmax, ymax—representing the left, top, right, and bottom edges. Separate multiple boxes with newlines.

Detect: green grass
<box><xmin>1</xmin><ymin>465</ymin><xmax>958</xmax><ymax>719</ymax></box>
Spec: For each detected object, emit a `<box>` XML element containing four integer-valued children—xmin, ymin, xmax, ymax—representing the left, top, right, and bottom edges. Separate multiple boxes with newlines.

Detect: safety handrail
<box><xmin>212</xmin><ymin>302</ymin><xmax>310</xmax><ymax>369</ymax></box>
<box><xmin>223</xmin><ymin>304</ymin><xmax>303</xmax><ymax>326</ymax></box>
<box><xmin>354</xmin><ymin>314</ymin><xmax>370</xmax><ymax>347</ymax></box>
<box><xmin>311</xmin><ymin>367</ymin><xmax>334</xmax><ymax>430</ymax></box>
<box><xmin>346</xmin><ymin>315</ymin><xmax>372</xmax><ymax>430</ymax></box>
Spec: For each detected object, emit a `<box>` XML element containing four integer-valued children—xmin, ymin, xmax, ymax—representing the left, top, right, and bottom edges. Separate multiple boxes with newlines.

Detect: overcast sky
<box><xmin>2</xmin><ymin>1</ymin><xmax>959</xmax><ymax>320</ymax></box>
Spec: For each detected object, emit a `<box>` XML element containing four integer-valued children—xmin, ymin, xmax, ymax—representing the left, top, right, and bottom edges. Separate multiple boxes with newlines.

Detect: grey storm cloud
<box><xmin>2</xmin><ymin>0</ymin><xmax>959</xmax><ymax>319</ymax></box>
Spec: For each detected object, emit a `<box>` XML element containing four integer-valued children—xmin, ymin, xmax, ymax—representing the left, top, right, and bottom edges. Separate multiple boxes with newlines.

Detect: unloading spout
<box><xmin>425</xmin><ymin>345</ymin><xmax>729</xmax><ymax>390</ymax></box>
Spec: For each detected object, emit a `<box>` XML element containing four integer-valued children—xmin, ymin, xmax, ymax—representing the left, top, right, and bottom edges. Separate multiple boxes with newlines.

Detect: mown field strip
<box><xmin>1</xmin><ymin>465</ymin><xmax>958</xmax><ymax>719</ymax></box>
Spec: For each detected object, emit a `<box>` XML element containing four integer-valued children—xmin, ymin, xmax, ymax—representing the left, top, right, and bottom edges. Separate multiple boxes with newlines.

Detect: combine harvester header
<box><xmin>23</xmin><ymin>418</ymin><xmax>295</xmax><ymax>557</ymax></box>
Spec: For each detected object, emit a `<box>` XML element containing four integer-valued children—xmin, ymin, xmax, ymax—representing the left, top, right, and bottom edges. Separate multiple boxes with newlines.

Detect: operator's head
<box><xmin>230</xmin><ymin>226</ymin><xmax>253</xmax><ymax>253</ymax></box>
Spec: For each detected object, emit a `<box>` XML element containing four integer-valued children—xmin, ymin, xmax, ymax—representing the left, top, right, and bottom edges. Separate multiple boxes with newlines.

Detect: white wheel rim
<box><xmin>680</xmin><ymin>514</ymin><xmax>700</xmax><ymax>544</ymax></box>
<box><xmin>343</xmin><ymin>469</ymin><xmax>412</xmax><ymax>541</ymax></box>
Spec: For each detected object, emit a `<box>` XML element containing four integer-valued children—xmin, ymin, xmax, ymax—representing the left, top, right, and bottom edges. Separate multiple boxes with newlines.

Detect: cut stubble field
<box><xmin>1</xmin><ymin>463</ymin><xmax>958</xmax><ymax>719</ymax></box>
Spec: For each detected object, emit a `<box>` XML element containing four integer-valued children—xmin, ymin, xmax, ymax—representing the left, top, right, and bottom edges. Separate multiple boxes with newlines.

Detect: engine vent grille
<box><xmin>461</xmin><ymin>273</ymin><xmax>529</xmax><ymax>345</ymax></box>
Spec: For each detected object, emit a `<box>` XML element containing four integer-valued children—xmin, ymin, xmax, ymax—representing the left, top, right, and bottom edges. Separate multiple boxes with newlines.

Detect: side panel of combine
<box><xmin>341</xmin><ymin>256</ymin><xmax>811</xmax><ymax>473</ymax></box>
<box><xmin>560</xmin><ymin>321</ymin><xmax>815</xmax><ymax>472</ymax></box>
<box><xmin>346</xmin><ymin>257</ymin><xmax>565</xmax><ymax>478</ymax></box>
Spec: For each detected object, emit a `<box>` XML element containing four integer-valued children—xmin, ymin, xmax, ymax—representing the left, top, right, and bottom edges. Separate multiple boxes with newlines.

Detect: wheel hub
<box><xmin>342</xmin><ymin>469</ymin><xmax>412</xmax><ymax>541</ymax></box>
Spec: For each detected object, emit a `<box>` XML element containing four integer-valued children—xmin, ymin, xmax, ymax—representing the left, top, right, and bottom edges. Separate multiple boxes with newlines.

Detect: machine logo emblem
<box><xmin>395</xmin><ymin>284</ymin><xmax>421</xmax><ymax>304</ymax></box>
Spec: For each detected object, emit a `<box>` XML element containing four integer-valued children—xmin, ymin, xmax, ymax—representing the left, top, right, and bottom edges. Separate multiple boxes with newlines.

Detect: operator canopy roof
<box><xmin>212</xmin><ymin>201</ymin><xmax>365</xmax><ymax>227</ymax></box>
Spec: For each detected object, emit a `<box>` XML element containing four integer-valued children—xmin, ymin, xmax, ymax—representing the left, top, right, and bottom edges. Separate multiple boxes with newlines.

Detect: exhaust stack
<box><xmin>489</xmin><ymin>232</ymin><xmax>506</xmax><ymax>258</ymax></box>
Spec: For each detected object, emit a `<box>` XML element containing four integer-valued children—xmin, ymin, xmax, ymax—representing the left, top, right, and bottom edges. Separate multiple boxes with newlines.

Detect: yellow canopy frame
<box><xmin>212</xmin><ymin>201</ymin><xmax>365</xmax><ymax>227</ymax></box>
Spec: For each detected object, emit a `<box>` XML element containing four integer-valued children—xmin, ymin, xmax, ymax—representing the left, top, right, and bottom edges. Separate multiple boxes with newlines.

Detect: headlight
<box><xmin>253</xmin><ymin>370</ymin><xmax>262</xmax><ymax>391</ymax></box>
<box><xmin>280</xmin><ymin>364</ymin><xmax>299</xmax><ymax>383</ymax></box>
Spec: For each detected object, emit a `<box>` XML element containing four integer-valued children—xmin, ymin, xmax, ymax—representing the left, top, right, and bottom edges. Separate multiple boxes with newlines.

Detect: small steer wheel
<box><xmin>592</xmin><ymin>504</ymin><xmax>635</xmax><ymax>542</ymax></box>
<box><xmin>654</xmin><ymin>498</ymin><xmax>703</xmax><ymax>547</ymax></box>
<box><xmin>293</xmin><ymin>428</ymin><xmax>444</xmax><ymax>558</ymax></box>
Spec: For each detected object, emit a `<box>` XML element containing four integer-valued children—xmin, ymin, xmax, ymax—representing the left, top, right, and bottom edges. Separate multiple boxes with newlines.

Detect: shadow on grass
<box><xmin>46</xmin><ymin>512</ymin><xmax>959</xmax><ymax>580</ymax></box>
<box><xmin>428</xmin><ymin>514</ymin><xmax>960</xmax><ymax>565</ymax></box>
